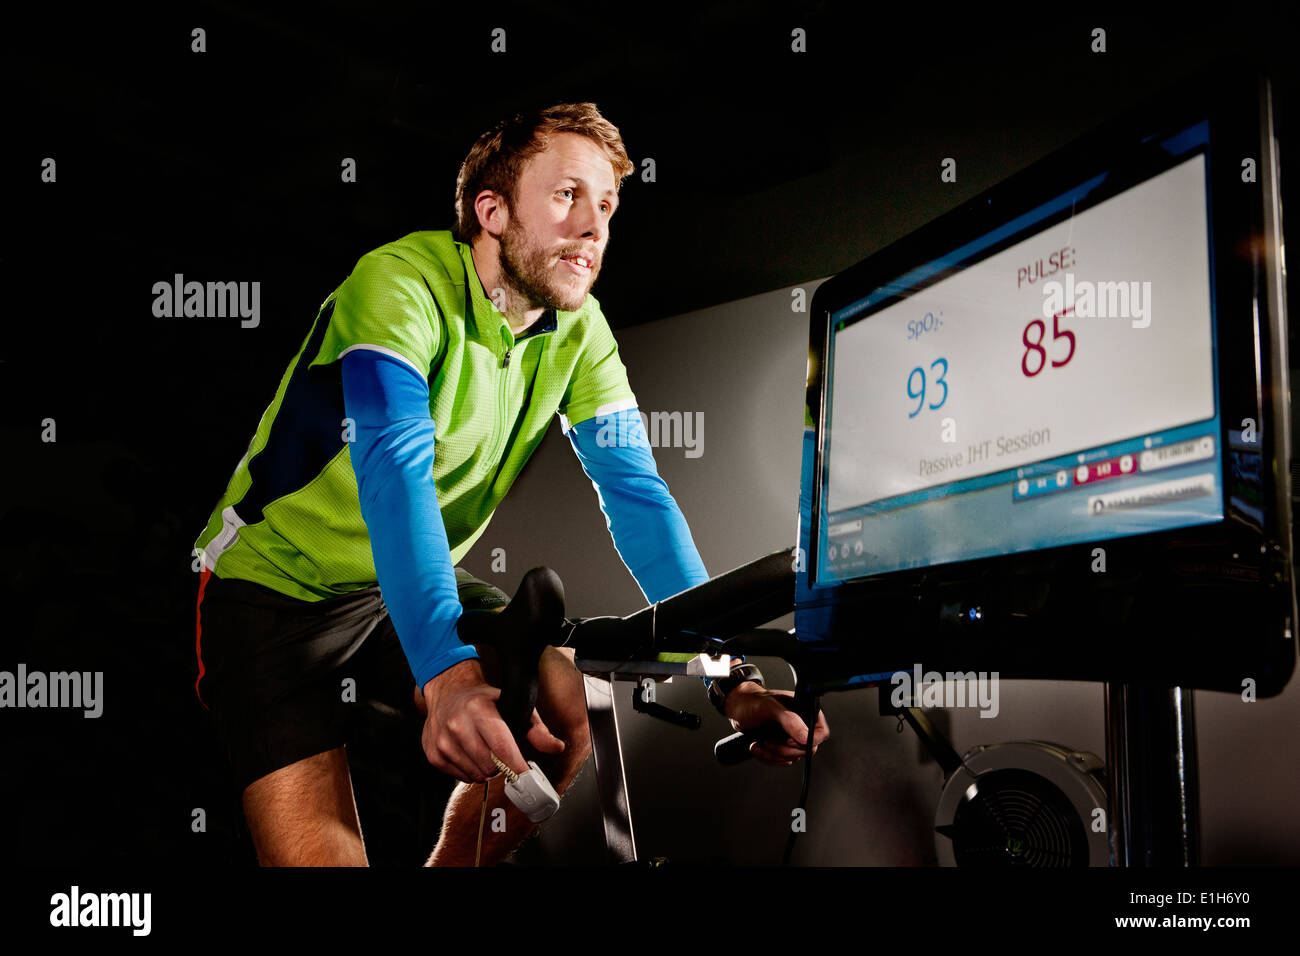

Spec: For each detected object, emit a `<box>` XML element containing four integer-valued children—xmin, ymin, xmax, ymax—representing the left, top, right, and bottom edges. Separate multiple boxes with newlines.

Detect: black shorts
<box><xmin>194</xmin><ymin>567</ymin><xmax>509</xmax><ymax>793</ymax></box>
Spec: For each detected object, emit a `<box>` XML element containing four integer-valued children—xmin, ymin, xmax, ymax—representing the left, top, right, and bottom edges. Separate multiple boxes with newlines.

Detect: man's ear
<box><xmin>474</xmin><ymin>190</ymin><xmax>508</xmax><ymax>240</ymax></box>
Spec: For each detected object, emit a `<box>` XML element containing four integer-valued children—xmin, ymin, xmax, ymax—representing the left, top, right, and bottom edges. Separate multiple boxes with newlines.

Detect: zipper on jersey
<box><xmin>488</xmin><ymin>327</ymin><xmax>514</xmax><ymax>463</ymax></box>
<box><xmin>484</xmin><ymin>312</ymin><xmax>557</xmax><ymax>465</ymax></box>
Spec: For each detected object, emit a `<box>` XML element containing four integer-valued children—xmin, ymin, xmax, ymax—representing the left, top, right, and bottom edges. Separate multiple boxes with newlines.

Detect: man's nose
<box><xmin>571</xmin><ymin>197</ymin><xmax>607</xmax><ymax>243</ymax></box>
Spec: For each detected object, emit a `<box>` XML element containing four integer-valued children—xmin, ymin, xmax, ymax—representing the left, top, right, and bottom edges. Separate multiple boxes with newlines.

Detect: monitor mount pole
<box><xmin>1104</xmin><ymin>682</ymin><xmax>1201</xmax><ymax>866</ymax></box>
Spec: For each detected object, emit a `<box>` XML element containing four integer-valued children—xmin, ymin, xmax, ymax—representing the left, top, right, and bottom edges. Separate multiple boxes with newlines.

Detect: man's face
<box><xmin>496</xmin><ymin>132</ymin><xmax>619</xmax><ymax>314</ymax></box>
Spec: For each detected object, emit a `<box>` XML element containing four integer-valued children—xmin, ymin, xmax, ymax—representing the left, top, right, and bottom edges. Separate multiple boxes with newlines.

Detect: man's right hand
<box><xmin>416</xmin><ymin>658</ymin><xmax>562</xmax><ymax>782</ymax></box>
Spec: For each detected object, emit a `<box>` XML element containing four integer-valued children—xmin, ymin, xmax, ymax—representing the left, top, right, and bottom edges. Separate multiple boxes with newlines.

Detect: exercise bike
<box><xmin>462</xmin><ymin>549</ymin><xmax>1110</xmax><ymax>868</ymax></box>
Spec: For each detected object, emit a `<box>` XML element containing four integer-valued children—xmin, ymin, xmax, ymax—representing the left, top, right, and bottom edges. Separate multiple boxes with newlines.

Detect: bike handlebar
<box><xmin>460</xmin><ymin>550</ymin><xmax>802</xmax><ymax>766</ymax></box>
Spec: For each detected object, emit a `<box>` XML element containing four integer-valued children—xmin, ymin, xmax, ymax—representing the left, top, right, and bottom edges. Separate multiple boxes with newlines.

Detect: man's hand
<box><xmin>723</xmin><ymin>682</ymin><xmax>830</xmax><ymax>767</ymax></box>
<box><xmin>416</xmin><ymin>658</ymin><xmax>564</xmax><ymax>782</ymax></box>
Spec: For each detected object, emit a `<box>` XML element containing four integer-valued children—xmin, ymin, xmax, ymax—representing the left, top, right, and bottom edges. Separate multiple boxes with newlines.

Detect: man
<box><xmin>193</xmin><ymin>102</ymin><xmax>829</xmax><ymax>866</ymax></box>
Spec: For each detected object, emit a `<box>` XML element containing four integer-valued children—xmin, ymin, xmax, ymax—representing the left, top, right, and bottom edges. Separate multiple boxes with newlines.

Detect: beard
<box><xmin>498</xmin><ymin>214</ymin><xmax>600</xmax><ymax>314</ymax></box>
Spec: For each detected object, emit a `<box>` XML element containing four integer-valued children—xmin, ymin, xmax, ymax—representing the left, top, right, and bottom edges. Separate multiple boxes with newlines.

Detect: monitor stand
<box><xmin>1105</xmin><ymin>682</ymin><xmax>1200</xmax><ymax>865</ymax></box>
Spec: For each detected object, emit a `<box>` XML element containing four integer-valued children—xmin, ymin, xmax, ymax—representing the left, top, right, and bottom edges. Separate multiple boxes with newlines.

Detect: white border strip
<box><xmin>595</xmin><ymin>397</ymin><xmax>638</xmax><ymax>416</ymax></box>
<box><xmin>559</xmin><ymin>397</ymin><xmax>640</xmax><ymax>435</ymax></box>
<box><xmin>201</xmin><ymin>505</ymin><xmax>246</xmax><ymax>572</ymax></box>
<box><xmin>339</xmin><ymin>343</ymin><xmax>425</xmax><ymax>377</ymax></box>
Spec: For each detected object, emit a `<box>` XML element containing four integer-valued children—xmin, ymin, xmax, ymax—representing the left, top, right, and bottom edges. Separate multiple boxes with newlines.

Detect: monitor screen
<box><xmin>816</xmin><ymin>125</ymin><xmax>1222</xmax><ymax>587</ymax></box>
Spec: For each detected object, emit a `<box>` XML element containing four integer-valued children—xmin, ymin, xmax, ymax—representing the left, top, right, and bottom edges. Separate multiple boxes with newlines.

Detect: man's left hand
<box><xmin>723</xmin><ymin>682</ymin><xmax>830</xmax><ymax>767</ymax></box>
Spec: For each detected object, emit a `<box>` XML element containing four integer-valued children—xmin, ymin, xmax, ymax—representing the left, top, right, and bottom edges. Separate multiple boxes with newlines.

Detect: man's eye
<box><xmin>559</xmin><ymin>188</ymin><xmax>574</xmax><ymax>200</ymax></box>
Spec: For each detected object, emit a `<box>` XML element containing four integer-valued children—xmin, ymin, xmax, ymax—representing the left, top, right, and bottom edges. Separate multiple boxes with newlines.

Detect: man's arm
<box><xmin>566</xmin><ymin>407</ymin><xmax>830</xmax><ymax>764</ymax></box>
<box><xmin>563</xmin><ymin>407</ymin><xmax>709</xmax><ymax>602</ymax></box>
<box><xmin>342</xmin><ymin>349</ymin><xmax>536</xmax><ymax>779</ymax></box>
<box><xmin>342</xmin><ymin>348</ymin><xmax>474</xmax><ymax>689</ymax></box>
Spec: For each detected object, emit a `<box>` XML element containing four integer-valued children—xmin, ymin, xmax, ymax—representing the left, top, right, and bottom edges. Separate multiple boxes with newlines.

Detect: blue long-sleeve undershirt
<box><xmin>342</xmin><ymin>349</ymin><xmax>476</xmax><ymax>692</ymax></box>
<box><xmin>342</xmin><ymin>348</ymin><xmax>710</xmax><ymax>693</ymax></box>
<box><xmin>564</xmin><ymin>410</ymin><xmax>710</xmax><ymax>603</ymax></box>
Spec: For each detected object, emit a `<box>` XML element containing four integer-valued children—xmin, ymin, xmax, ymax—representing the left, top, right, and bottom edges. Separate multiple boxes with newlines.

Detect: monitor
<box><xmin>794</xmin><ymin>66</ymin><xmax>1294</xmax><ymax>694</ymax></box>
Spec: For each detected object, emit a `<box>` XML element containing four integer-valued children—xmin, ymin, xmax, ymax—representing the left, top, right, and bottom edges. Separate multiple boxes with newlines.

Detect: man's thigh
<box><xmin>197</xmin><ymin>573</ymin><xmax>390</xmax><ymax>795</ymax></box>
<box><xmin>198</xmin><ymin>568</ymin><xmax>503</xmax><ymax>791</ymax></box>
<box><xmin>198</xmin><ymin>565</ymin><xmax>579</xmax><ymax>858</ymax></box>
<box><xmin>241</xmin><ymin>747</ymin><xmax>367</xmax><ymax>866</ymax></box>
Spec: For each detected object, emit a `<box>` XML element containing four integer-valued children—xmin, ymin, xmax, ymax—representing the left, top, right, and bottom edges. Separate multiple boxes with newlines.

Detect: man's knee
<box><xmin>555</xmin><ymin>706</ymin><xmax>592</xmax><ymax>764</ymax></box>
<box><xmin>539</xmin><ymin>648</ymin><xmax>591</xmax><ymax>761</ymax></box>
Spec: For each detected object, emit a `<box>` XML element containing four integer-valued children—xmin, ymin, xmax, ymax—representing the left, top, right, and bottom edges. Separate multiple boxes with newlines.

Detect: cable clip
<box><xmin>490</xmin><ymin>753</ymin><xmax>560</xmax><ymax>823</ymax></box>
